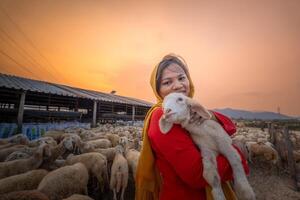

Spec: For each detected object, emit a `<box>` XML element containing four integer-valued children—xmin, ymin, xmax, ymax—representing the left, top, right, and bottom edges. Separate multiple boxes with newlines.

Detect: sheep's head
<box><xmin>62</xmin><ymin>137</ymin><xmax>74</xmax><ymax>151</ymax></box>
<box><xmin>159</xmin><ymin>92</ymin><xmax>212</xmax><ymax>134</ymax></box>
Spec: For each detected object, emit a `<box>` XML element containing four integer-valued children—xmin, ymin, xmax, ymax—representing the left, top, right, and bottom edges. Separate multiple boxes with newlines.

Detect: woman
<box><xmin>135</xmin><ymin>54</ymin><xmax>249</xmax><ymax>200</ymax></box>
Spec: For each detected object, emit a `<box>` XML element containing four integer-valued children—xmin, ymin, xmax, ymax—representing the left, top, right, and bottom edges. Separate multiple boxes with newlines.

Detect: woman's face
<box><xmin>158</xmin><ymin>63</ymin><xmax>190</xmax><ymax>99</ymax></box>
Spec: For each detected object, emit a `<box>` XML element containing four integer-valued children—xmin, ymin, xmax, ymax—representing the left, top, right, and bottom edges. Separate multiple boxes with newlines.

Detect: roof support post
<box><xmin>132</xmin><ymin>105</ymin><xmax>135</xmax><ymax>122</ymax></box>
<box><xmin>92</xmin><ymin>100</ymin><xmax>97</xmax><ymax>128</ymax></box>
<box><xmin>17</xmin><ymin>91</ymin><xmax>26</xmax><ymax>133</ymax></box>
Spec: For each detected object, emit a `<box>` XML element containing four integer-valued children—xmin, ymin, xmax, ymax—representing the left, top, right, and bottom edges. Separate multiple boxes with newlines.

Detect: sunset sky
<box><xmin>0</xmin><ymin>0</ymin><xmax>299</xmax><ymax>116</ymax></box>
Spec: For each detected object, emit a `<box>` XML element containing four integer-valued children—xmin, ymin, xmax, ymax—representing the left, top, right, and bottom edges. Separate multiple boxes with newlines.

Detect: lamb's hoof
<box><xmin>234</xmin><ymin>184</ymin><xmax>256</xmax><ymax>200</ymax></box>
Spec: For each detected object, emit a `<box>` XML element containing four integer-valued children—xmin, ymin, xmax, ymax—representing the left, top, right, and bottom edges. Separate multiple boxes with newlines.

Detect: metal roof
<box><xmin>0</xmin><ymin>73</ymin><xmax>153</xmax><ymax>107</ymax></box>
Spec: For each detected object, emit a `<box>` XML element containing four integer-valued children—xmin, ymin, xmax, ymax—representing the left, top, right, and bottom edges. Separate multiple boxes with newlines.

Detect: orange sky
<box><xmin>0</xmin><ymin>0</ymin><xmax>299</xmax><ymax>116</ymax></box>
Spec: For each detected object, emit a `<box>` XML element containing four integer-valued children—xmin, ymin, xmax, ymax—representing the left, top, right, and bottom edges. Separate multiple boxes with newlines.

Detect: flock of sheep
<box><xmin>0</xmin><ymin>122</ymin><xmax>142</xmax><ymax>200</ymax></box>
<box><xmin>0</xmin><ymin>119</ymin><xmax>299</xmax><ymax>200</ymax></box>
<box><xmin>232</xmin><ymin>122</ymin><xmax>300</xmax><ymax>166</ymax></box>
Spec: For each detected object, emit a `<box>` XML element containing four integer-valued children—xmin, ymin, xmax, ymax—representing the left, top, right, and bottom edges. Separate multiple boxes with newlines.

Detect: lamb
<box><xmin>0</xmin><ymin>144</ymin><xmax>50</xmax><ymax>179</ymax></box>
<box><xmin>37</xmin><ymin>163</ymin><xmax>89</xmax><ymax>200</ymax></box>
<box><xmin>159</xmin><ymin>93</ymin><xmax>255</xmax><ymax>200</ymax></box>
<box><xmin>66</xmin><ymin>152</ymin><xmax>109</xmax><ymax>191</ymax></box>
<box><xmin>0</xmin><ymin>169</ymin><xmax>48</xmax><ymax>194</ymax></box>
<box><xmin>110</xmin><ymin>145</ymin><xmax>129</xmax><ymax>200</ymax></box>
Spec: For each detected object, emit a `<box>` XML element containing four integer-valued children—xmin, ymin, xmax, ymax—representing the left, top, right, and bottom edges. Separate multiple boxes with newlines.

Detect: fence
<box><xmin>0</xmin><ymin>122</ymin><xmax>90</xmax><ymax>140</ymax></box>
<box><xmin>269</xmin><ymin>124</ymin><xmax>300</xmax><ymax>191</ymax></box>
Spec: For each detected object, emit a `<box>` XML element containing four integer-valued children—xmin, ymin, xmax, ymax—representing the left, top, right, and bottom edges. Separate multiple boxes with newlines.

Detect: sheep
<box><xmin>39</xmin><ymin>136</ymin><xmax>74</xmax><ymax>169</ymax></box>
<box><xmin>0</xmin><ymin>144</ymin><xmax>50</xmax><ymax>179</ymax></box>
<box><xmin>159</xmin><ymin>92</ymin><xmax>255</xmax><ymax>200</ymax></box>
<box><xmin>0</xmin><ymin>145</ymin><xmax>27</xmax><ymax>161</ymax></box>
<box><xmin>125</xmin><ymin>148</ymin><xmax>140</xmax><ymax>180</ymax></box>
<box><xmin>110</xmin><ymin>145</ymin><xmax>129</xmax><ymax>200</ymax></box>
<box><xmin>4</xmin><ymin>151</ymin><xmax>31</xmax><ymax>162</ymax></box>
<box><xmin>37</xmin><ymin>163</ymin><xmax>89</xmax><ymax>200</ymax></box>
<box><xmin>245</xmin><ymin>141</ymin><xmax>279</xmax><ymax>164</ymax></box>
<box><xmin>105</xmin><ymin>133</ymin><xmax>120</xmax><ymax>147</ymax></box>
<box><xmin>0</xmin><ymin>134</ymin><xmax>29</xmax><ymax>145</ymax></box>
<box><xmin>28</xmin><ymin>137</ymin><xmax>57</xmax><ymax>147</ymax></box>
<box><xmin>0</xmin><ymin>169</ymin><xmax>48</xmax><ymax>194</ymax></box>
<box><xmin>66</xmin><ymin>152</ymin><xmax>109</xmax><ymax>191</ymax></box>
<box><xmin>87</xmin><ymin>138</ymin><xmax>112</xmax><ymax>149</ymax></box>
<box><xmin>62</xmin><ymin>194</ymin><xmax>93</xmax><ymax>200</ymax></box>
<box><xmin>0</xmin><ymin>190</ymin><xmax>49</xmax><ymax>200</ymax></box>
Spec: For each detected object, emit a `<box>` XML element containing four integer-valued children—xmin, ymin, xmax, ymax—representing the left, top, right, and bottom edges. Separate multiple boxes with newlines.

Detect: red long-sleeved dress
<box><xmin>147</xmin><ymin>108</ymin><xmax>249</xmax><ymax>200</ymax></box>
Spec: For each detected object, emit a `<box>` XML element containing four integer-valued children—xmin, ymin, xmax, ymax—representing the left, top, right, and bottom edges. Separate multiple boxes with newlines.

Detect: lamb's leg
<box><xmin>219</xmin><ymin>142</ymin><xmax>255</xmax><ymax>200</ymax></box>
<box><xmin>201</xmin><ymin>148</ymin><xmax>226</xmax><ymax>200</ymax></box>
<box><xmin>120</xmin><ymin>186</ymin><xmax>126</xmax><ymax>200</ymax></box>
<box><xmin>113</xmin><ymin>188</ymin><xmax>117</xmax><ymax>200</ymax></box>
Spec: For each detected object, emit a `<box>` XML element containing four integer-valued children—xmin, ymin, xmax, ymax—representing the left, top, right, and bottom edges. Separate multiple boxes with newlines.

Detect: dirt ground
<box><xmin>90</xmin><ymin>161</ymin><xmax>300</xmax><ymax>200</ymax></box>
<box><xmin>248</xmin><ymin>161</ymin><xmax>300</xmax><ymax>200</ymax></box>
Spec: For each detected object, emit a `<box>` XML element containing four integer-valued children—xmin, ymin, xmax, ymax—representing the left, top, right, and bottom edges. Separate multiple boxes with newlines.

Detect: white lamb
<box><xmin>159</xmin><ymin>93</ymin><xmax>255</xmax><ymax>200</ymax></box>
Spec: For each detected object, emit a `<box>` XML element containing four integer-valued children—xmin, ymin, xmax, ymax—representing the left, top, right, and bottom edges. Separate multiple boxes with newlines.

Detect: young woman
<box><xmin>135</xmin><ymin>54</ymin><xmax>249</xmax><ymax>200</ymax></box>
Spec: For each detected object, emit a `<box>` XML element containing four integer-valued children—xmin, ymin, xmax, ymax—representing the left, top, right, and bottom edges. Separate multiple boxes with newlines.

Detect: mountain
<box><xmin>213</xmin><ymin>108</ymin><xmax>296</xmax><ymax>120</ymax></box>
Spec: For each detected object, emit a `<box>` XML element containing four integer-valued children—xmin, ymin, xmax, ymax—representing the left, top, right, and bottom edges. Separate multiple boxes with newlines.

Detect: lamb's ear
<box><xmin>159</xmin><ymin>116</ymin><xmax>173</xmax><ymax>134</ymax></box>
<box><xmin>187</xmin><ymin>98</ymin><xmax>212</xmax><ymax>119</ymax></box>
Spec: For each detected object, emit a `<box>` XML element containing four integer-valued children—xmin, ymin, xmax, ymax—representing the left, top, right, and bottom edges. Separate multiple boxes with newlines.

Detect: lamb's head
<box><xmin>159</xmin><ymin>92</ymin><xmax>212</xmax><ymax>134</ymax></box>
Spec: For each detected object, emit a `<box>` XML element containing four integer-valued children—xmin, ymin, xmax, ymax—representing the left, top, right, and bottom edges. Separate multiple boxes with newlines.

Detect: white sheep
<box><xmin>37</xmin><ymin>163</ymin><xmax>89</xmax><ymax>200</ymax></box>
<box><xmin>110</xmin><ymin>145</ymin><xmax>129</xmax><ymax>200</ymax></box>
<box><xmin>159</xmin><ymin>93</ymin><xmax>255</xmax><ymax>200</ymax></box>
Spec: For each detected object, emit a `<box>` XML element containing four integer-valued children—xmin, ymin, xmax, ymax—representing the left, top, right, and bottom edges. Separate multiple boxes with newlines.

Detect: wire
<box><xmin>0</xmin><ymin>49</ymin><xmax>39</xmax><ymax>79</ymax></box>
<box><xmin>0</xmin><ymin>5</ymin><xmax>67</xmax><ymax>83</ymax></box>
<box><xmin>0</xmin><ymin>29</ymin><xmax>47</xmax><ymax>73</ymax></box>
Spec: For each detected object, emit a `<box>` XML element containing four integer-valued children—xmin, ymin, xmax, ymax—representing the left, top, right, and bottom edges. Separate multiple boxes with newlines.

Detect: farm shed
<box><xmin>0</xmin><ymin>73</ymin><xmax>153</xmax><ymax>132</ymax></box>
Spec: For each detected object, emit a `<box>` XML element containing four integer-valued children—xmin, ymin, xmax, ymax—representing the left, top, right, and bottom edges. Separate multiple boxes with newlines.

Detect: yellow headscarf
<box><xmin>135</xmin><ymin>55</ymin><xmax>237</xmax><ymax>200</ymax></box>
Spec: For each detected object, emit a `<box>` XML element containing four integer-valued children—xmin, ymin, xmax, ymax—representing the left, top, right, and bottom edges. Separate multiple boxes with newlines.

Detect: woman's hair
<box><xmin>156</xmin><ymin>54</ymin><xmax>189</xmax><ymax>92</ymax></box>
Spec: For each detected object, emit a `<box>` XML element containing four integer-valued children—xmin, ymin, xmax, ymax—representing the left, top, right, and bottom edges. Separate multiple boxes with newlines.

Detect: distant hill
<box><xmin>213</xmin><ymin>108</ymin><xmax>296</xmax><ymax>120</ymax></box>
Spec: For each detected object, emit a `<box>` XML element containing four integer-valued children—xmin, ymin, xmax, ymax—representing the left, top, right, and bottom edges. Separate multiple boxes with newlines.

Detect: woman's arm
<box><xmin>148</xmin><ymin>108</ymin><xmax>249</xmax><ymax>189</ymax></box>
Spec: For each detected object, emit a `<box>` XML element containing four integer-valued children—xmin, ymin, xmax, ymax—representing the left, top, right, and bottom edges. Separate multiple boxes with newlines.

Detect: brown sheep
<box><xmin>62</xmin><ymin>194</ymin><xmax>93</xmax><ymax>200</ymax></box>
<box><xmin>38</xmin><ymin>163</ymin><xmax>89</xmax><ymax>200</ymax></box>
<box><xmin>110</xmin><ymin>145</ymin><xmax>128</xmax><ymax>200</ymax></box>
<box><xmin>0</xmin><ymin>190</ymin><xmax>49</xmax><ymax>200</ymax></box>
<box><xmin>0</xmin><ymin>144</ymin><xmax>50</xmax><ymax>179</ymax></box>
<box><xmin>66</xmin><ymin>152</ymin><xmax>109</xmax><ymax>191</ymax></box>
<box><xmin>0</xmin><ymin>169</ymin><xmax>48</xmax><ymax>194</ymax></box>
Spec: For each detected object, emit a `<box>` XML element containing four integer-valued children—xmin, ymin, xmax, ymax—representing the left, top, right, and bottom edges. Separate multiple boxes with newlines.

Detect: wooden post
<box><xmin>132</xmin><ymin>106</ymin><xmax>135</xmax><ymax>122</ymax></box>
<box><xmin>92</xmin><ymin>100</ymin><xmax>97</xmax><ymax>128</ymax></box>
<box><xmin>283</xmin><ymin>126</ymin><xmax>299</xmax><ymax>190</ymax></box>
<box><xmin>17</xmin><ymin>91</ymin><xmax>26</xmax><ymax>133</ymax></box>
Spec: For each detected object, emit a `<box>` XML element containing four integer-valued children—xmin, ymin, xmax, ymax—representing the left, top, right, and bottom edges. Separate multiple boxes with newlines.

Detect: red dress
<box><xmin>147</xmin><ymin>108</ymin><xmax>249</xmax><ymax>200</ymax></box>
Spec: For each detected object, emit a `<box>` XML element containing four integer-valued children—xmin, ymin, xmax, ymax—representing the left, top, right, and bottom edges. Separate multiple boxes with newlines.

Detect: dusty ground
<box><xmin>248</xmin><ymin>160</ymin><xmax>300</xmax><ymax>200</ymax></box>
<box><xmin>89</xmin><ymin>160</ymin><xmax>300</xmax><ymax>200</ymax></box>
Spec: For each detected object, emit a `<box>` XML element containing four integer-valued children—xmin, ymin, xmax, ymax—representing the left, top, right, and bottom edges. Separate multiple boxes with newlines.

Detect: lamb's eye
<box><xmin>178</xmin><ymin>97</ymin><xmax>183</xmax><ymax>101</ymax></box>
